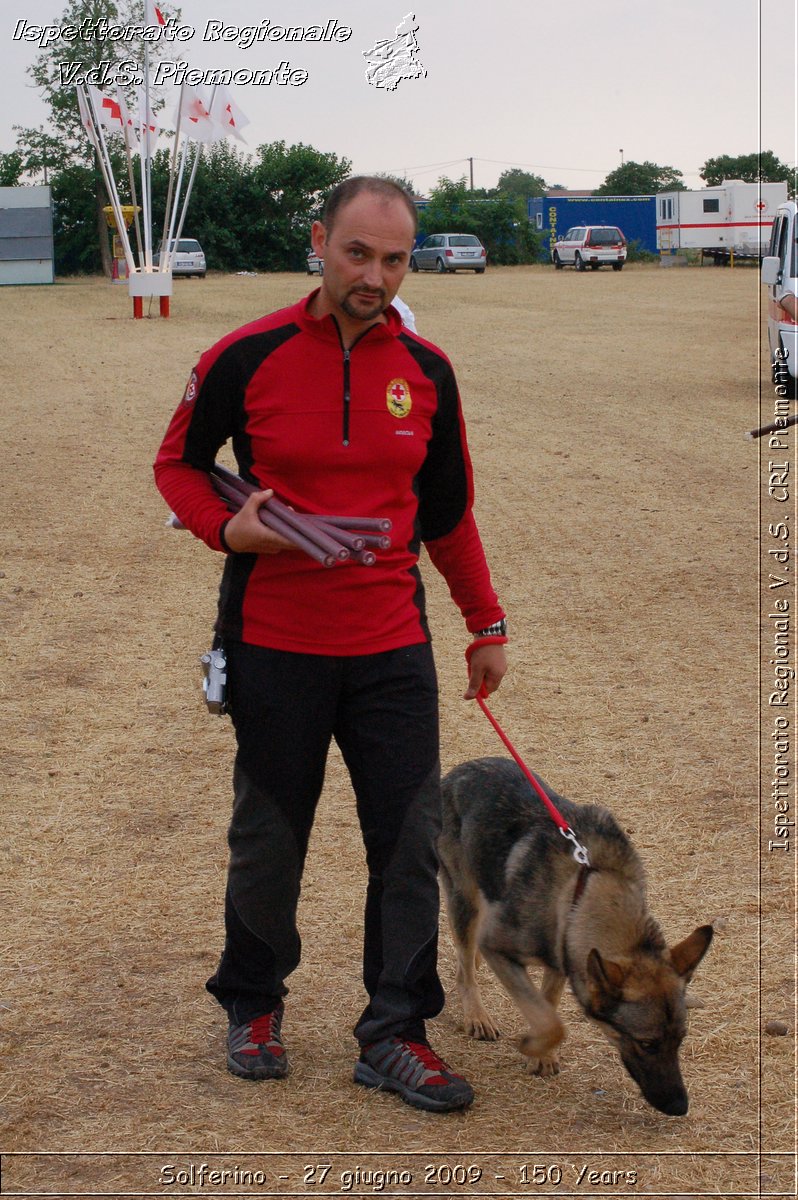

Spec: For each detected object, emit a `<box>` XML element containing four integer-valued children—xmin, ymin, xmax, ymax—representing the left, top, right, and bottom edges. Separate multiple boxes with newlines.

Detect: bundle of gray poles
<box><xmin>209</xmin><ymin>463</ymin><xmax>392</xmax><ymax>568</ymax></box>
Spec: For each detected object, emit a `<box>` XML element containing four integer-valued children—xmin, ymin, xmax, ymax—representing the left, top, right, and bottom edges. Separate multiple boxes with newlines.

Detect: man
<box><xmin>154</xmin><ymin>176</ymin><xmax>507</xmax><ymax>1113</ymax></box>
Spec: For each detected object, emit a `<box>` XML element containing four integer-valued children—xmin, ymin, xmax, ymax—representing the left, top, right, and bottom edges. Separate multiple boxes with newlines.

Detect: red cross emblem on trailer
<box><xmin>756</xmin><ymin>200</ymin><xmax>767</xmax><ymax>212</ymax></box>
<box><xmin>386</xmin><ymin>378</ymin><xmax>412</xmax><ymax>418</ymax></box>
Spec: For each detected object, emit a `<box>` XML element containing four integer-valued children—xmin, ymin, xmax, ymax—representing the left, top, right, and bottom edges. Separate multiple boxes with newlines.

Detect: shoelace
<box><xmin>248</xmin><ymin>1011</ymin><xmax>282</xmax><ymax>1048</ymax></box>
<box><xmin>403</xmin><ymin>1041</ymin><xmax>453</xmax><ymax>1077</ymax></box>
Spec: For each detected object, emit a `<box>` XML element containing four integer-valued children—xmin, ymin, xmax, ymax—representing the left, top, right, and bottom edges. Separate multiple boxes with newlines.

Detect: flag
<box><xmin>145</xmin><ymin>0</ymin><xmax>166</xmax><ymax>26</ymax></box>
<box><xmin>76</xmin><ymin>86</ymin><xmax>96</xmax><ymax>138</ymax></box>
<box><xmin>136</xmin><ymin>87</ymin><xmax>160</xmax><ymax>153</ymax></box>
<box><xmin>175</xmin><ymin>84</ymin><xmax>220</xmax><ymax>143</ymax></box>
<box><xmin>89</xmin><ymin>85</ymin><xmax>125</xmax><ymax>131</ymax></box>
<box><xmin>115</xmin><ymin>86</ymin><xmax>136</xmax><ymax>137</ymax></box>
<box><xmin>210</xmin><ymin>87</ymin><xmax>250</xmax><ymax>143</ymax></box>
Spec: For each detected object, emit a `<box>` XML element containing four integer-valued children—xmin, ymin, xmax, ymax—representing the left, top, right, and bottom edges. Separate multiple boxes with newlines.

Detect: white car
<box><xmin>306</xmin><ymin>250</ymin><xmax>324</xmax><ymax>275</ymax></box>
<box><xmin>410</xmin><ymin>233</ymin><xmax>487</xmax><ymax>273</ymax></box>
<box><xmin>153</xmin><ymin>238</ymin><xmax>206</xmax><ymax>277</ymax></box>
<box><xmin>552</xmin><ymin>226</ymin><xmax>627</xmax><ymax>271</ymax></box>
<box><xmin>761</xmin><ymin>201</ymin><xmax>798</xmax><ymax>397</ymax></box>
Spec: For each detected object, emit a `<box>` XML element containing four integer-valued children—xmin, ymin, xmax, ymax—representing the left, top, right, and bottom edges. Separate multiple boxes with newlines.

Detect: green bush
<box><xmin>420</xmin><ymin>178</ymin><xmax>542</xmax><ymax>265</ymax></box>
<box><xmin>625</xmin><ymin>239</ymin><xmax>658</xmax><ymax>263</ymax></box>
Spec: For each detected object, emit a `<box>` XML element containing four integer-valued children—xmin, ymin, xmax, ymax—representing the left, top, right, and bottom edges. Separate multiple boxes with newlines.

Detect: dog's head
<box><xmin>583</xmin><ymin>923</ymin><xmax>713</xmax><ymax>1116</ymax></box>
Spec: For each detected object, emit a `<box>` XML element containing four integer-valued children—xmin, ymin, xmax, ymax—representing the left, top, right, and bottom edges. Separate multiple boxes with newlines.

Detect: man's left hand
<box><xmin>464</xmin><ymin>643</ymin><xmax>508</xmax><ymax>701</ymax></box>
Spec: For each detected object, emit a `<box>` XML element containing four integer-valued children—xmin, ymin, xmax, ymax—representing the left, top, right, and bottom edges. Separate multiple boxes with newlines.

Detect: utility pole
<box><xmin>469</xmin><ymin>157</ymin><xmax>474</xmax><ymax>190</ymax></box>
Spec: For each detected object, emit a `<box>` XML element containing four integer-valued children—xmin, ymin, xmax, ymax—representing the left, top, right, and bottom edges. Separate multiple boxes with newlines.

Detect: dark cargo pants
<box><xmin>205</xmin><ymin>640</ymin><xmax>445</xmax><ymax>1045</ymax></box>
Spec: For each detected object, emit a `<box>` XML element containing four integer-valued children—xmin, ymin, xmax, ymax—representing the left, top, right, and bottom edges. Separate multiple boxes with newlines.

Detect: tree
<box><xmin>17</xmin><ymin>0</ymin><xmax>179</xmax><ymax>274</ymax></box>
<box><xmin>420</xmin><ymin>177</ymin><xmax>541</xmax><ymax>265</ymax></box>
<box><xmin>148</xmin><ymin>140</ymin><xmax>352</xmax><ymax>273</ymax></box>
<box><xmin>252</xmin><ymin>141</ymin><xmax>352</xmax><ymax>271</ymax></box>
<box><xmin>595</xmin><ymin>160</ymin><xmax>685</xmax><ymax>195</ymax></box>
<box><xmin>149</xmin><ymin>143</ymin><xmax>257</xmax><ymax>270</ymax></box>
<box><xmin>700</xmin><ymin>151</ymin><xmax>794</xmax><ymax>188</ymax></box>
<box><xmin>495</xmin><ymin>168</ymin><xmax>547</xmax><ymax>201</ymax></box>
<box><xmin>12</xmin><ymin>1</ymin><xmax>354</xmax><ymax>275</ymax></box>
<box><xmin>51</xmin><ymin>163</ymin><xmax>105</xmax><ymax>273</ymax></box>
<box><xmin>13</xmin><ymin>127</ymin><xmax>69</xmax><ymax>184</ymax></box>
<box><xmin>0</xmin><ymin>152</ymin><xmax>23</xmax><ymax>186</ymax></box>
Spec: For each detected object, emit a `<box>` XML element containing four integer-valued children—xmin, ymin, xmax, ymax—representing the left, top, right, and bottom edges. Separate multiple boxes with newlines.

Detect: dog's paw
<box><xmin>524</xmin><ymin>1052</ymin><xmax>561</xmax><ymax>1077</ymax></box>
<box><xmin>515</xmin><ymin>1027</ymin><xmax>564</xmax><ymax>1074</ymax></box>
<box><xmin>463</xmin><ymin>1014</ymin><xmax>501</xmax><ymax>1040</ymax></box>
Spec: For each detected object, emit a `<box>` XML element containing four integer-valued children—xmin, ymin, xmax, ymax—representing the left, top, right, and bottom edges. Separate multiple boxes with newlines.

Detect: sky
<box><xmin>1</xmin><ymin>0</ymin><xmax>795</xmax><ymax>193</ymax></box>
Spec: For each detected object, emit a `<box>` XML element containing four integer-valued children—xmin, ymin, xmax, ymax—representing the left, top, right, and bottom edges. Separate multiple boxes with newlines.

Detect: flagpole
<box><xmin>122</xmin><ymin>119</ymin><xmax>144</xmax><ymax>267</ymax></box>
<box><xmin>164</xmin><ymin>133</ymin><xmax>191</xmax><ymax>273</ymax></box>
<box><xmin>159</xmin><ymin>82</ymin><xmax>186</xmax><ymax>271</ymax></box>
<box><xmin>84</xmin><ymin>87</ymin><xmax>137</xmax><ymax>274</ymax></box>
<box><xmin>136</xmin><ymin>92</ymin><xmax>153</xmax><ymax>272</ymax></box>
<box><xmin>143</xmin><ymin>38</ymin><xmax>153</xmax><ymax>270</ymax></box>
<box><xmin>168</xmin><ymin>139</ymin><xmax>203</xmax><ymax>267</ymax></box>
<box><xmin>167</xmin><ymin>85</ymin><xmax>218</xmax><ymax>271</ymax></box>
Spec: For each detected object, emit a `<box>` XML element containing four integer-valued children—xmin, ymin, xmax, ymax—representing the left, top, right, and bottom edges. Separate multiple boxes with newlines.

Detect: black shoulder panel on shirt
<box><xmin>398</xmin><ymin>333</ymin><xmax>469</xmax><ymax>541</ymax></box>
<box><xmin>182</xmin><ymin>323</ymin><xmax>301</xmax><ymax>475</ymax></box>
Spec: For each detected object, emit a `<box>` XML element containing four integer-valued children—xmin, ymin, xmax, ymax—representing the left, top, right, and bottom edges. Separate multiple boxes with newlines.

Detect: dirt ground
<box><xmin>0</xmin><ymin>263</ymin><xmax>794</xmax><ymax>1198</ymax></box>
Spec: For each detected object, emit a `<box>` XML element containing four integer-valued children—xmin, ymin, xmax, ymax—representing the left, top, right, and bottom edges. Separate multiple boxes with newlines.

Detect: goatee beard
<box><xmin>341</xmin><ymin>290</ymin><xmax>387</xmax><ymax>322</ymax></box>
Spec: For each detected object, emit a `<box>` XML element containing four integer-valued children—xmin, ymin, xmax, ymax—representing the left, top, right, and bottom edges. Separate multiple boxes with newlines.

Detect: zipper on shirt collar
<box><xmin>331</xmin><ymin>318</ymin><xmax>381</xmax><ymax>447</ymax></box>
<box><xmin>342</xmin><ymin>348</ymin><xmax>351</xmax><ymax>447</ymax></box>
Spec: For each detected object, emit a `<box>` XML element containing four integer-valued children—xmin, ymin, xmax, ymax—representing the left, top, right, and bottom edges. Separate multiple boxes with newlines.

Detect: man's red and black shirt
<box><xmin>154</xmin><ymin>292</ymin><xmax>504</xmax><ymax>655</ymax></box>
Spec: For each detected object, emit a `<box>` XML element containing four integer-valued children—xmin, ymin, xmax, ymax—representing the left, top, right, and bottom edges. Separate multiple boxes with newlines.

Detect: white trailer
<box><xmin>656</xmin><ymin>180</ymin><xmax>788</xmax><ymax>260</ymax></box>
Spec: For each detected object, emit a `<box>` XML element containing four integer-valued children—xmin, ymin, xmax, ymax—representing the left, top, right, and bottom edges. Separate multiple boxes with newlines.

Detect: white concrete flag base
<box><xmin>128</xmin><ymin>270</ymin><xmax>173</xmax><ymax>297</ymax></box>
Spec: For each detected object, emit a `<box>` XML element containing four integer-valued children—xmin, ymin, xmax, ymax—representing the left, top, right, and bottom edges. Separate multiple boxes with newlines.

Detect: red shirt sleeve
<box><xmin>412</xmin><ymin>346</ymin><xmax>505</xmax><ymax>632</ymax></box>
<box><xmin>425</xmin><ymin>513</ymin><xmax>505</xmax><ymax>633</ymax></box>
<box><xmin>153</xmin><ymin>356</ymin><xmax>238</xmax><ymax>553</ymax></box>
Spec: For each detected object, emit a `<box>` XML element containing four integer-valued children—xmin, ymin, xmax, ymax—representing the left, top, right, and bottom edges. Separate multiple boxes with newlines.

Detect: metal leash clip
<box><xmin>560</xmin><ymin>825</ymin><xmax>591</xmax><ymax>867</ymax></box>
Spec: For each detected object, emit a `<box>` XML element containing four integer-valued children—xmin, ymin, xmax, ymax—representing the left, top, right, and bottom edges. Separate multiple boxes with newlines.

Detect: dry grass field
<box><xmin>1</xmin><ymin>262</ymin><xmax>794</xmax><ymax>1198</ymax></box>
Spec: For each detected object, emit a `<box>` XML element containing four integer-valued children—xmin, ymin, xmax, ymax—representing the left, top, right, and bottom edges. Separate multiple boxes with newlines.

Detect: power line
<box><xmin>475</xmin><ymin>156</ymin><xmax>612</xmax><ymax>175</ymax></box>
<box><xmin>382</xmin><ymin>157</ymin><xmax>470</xmax><ymax>177</ymax></box>
<box><xmin>383</xmin><ymin>155</ymin><xmax>616</xmax><ymax>183</ymax></box>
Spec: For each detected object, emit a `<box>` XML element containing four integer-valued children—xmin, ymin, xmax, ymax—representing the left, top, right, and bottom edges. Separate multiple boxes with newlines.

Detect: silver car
<box><xmin>154</xmin><ymin>238</ymin><xmax>206</xmax><ymax>277</ymax></box>
<box><xmin>410</xmin><ymin>233</ymin><xmax>487</xmax><ymax>273</ymax></box>
<box><xmin>306</xmin><ymin>249</ymin><xmax>324</xmax><ymax>275</ymax></box>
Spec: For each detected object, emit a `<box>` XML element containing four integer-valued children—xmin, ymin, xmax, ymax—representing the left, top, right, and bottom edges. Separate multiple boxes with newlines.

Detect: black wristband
<box><xmin>219</xmin><ymin>519</ymin><xmax>234</xmax><ymax>553</ymax></box>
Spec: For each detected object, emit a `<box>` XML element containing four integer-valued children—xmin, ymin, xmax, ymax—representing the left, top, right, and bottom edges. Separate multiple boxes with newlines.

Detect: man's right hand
<box><xmin>223</xmin><ymin>490</ymin><xmax>295</xmax><ymax>555</ymax></box>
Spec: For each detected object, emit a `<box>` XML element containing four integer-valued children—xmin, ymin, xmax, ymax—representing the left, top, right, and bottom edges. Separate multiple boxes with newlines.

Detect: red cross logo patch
<box><xmin>386</xmin><ymin>378</ymin><xmax>412</xmax><ymax>418</ymax></box>
<box><xmin>181</xmin><ymin>370</ymin><xmax>199</xmax><ymax>407</ymax></box>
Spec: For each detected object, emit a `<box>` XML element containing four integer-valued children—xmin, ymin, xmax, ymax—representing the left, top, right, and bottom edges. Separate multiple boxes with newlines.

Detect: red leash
<box><xmin>465</xmin><ymin>640</ymin><xmax>591</xmax><ymax>867</ymax></box>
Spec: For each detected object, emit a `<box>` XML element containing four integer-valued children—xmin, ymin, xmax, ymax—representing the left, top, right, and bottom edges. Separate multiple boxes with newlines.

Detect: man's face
<box><xmin>310</xmin><ymin>192</ymin><xmax>416</xmax><ymax>331</ymax></box>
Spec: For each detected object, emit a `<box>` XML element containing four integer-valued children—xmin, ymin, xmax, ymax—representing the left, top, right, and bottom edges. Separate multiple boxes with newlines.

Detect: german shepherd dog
<box><xmin>438</xmin><ymin>757</ymin><xmax>713</xmax><ymax>1116</ymax></box>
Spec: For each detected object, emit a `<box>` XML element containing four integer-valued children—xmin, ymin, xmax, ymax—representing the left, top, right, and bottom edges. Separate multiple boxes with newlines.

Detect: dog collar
<box><xmin>562</xmin><ymin>865</ymin><xmax>597</xmax><ymax>981</ymax></box>
<box><xmin>571</xmin><ymin>863</ymin><xmax>595</xmax><ymax>908</ymax></box>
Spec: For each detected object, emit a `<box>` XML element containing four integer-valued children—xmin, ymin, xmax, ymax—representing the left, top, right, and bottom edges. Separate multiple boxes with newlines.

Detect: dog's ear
<box><xmin>669</xmin><ymin>924</ymin><xmax>713</xmax><ymax>982</ymax></box>
<box><xmin>586</xmin><ymin>948</ymin><xmax>626</xmax><ymax>1006</ymax></box>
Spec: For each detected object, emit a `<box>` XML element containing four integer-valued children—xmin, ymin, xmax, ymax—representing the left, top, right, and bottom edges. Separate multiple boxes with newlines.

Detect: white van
<box><xmin>761</xmin><ymin>201</ymin><xmax>798</xmax><ymax>397</ymax></box>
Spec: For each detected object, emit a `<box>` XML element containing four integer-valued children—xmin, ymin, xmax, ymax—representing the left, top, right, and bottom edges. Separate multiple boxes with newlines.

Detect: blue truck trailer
<box><xmin>527</xmin><ymin>194</ymin><xmax>658</xmax><ymax>259</ymax></box>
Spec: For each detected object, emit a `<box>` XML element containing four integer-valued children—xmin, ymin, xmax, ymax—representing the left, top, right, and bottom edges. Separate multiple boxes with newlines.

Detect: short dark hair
<box><xmin>321</xmin><ymin>176</ymin><xmax>418</xmax><ymax>235</ymax></box>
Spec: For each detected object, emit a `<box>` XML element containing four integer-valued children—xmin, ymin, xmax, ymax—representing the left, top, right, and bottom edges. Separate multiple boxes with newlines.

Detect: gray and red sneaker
<box><xmin>354</xmin><ymin>1037</ymin><xmax>474</xmax><ymax>1112</ymax></box>
<box><xmin>227</xmin><ymin>1003</ymin><xmax>288</xmax><ymax>1079</ymax></box>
